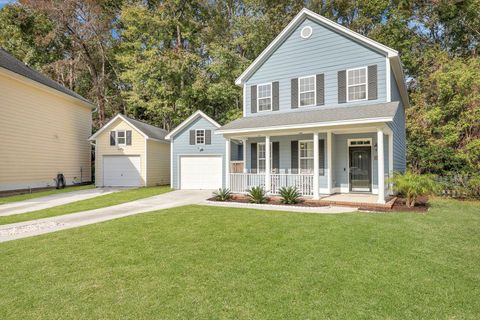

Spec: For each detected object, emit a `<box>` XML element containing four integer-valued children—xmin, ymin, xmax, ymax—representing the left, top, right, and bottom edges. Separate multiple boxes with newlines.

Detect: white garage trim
<box><xmin>103</xmin><ymin>155</ymin><xmax>143</xmax><ymax>187</ymax></box>
<box><xmin>178</xmin><ymin>154</ymin><xmax>223</xmax><ymax>190</ymax></box>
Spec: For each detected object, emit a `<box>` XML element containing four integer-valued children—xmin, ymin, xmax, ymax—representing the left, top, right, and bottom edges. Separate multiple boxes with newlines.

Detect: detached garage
<box><xmin>166</xmin><ymin>111</ymin><xmax>226</xmax><ymax>190</ymax></box>
<box><xmin>89</xmin><ymin>114</ymin><xmax>170</xmax><ymax>187</ymax></box>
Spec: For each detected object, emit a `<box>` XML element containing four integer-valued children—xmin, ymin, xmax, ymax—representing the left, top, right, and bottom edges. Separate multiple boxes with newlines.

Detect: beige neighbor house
<box><xmin>89</xmin><ymin>114</ymin><xmax>170</xmax><ymax>187</ymax></box>
<box><xmin>0</xmin><ymin>48</ymin><xmax>95</xmax><ymax>192</ymax></box>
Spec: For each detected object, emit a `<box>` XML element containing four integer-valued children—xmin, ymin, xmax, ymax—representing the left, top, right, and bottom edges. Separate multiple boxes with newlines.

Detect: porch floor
<box><xmin>316</xmin><ymin>193</ymin><xmax>396</xmax><ymax>209</ymax></box>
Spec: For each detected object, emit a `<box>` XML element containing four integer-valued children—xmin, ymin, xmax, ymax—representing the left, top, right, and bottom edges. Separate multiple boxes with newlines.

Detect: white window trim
<box><xmin>257</xmin><ymin>142</ymin><xmax>273</xmax><ymax>172</ymax></box>
<box><xmin>298</xmin><ymin>140</ymin><xmax>314</xmax><ymax>174</ymax></box>
<box><xmin>346</xmin><ymin>66</ymin><xmax>368</xmax><ymax>102</ymax></box>
<box><xmin>195</xmin><ymin>129</ymin><xmax>205</xmax><ymax>145</ymax></box>
<box><xmin>257</xmin><ymin>82</ymin><xmax>272</xmax><ymax>112</ymax></box>
<box><xmin>348</xmin><ymin>138</ymin><xmax>372</xmax><ymax>147</ymax></box>
<box><xmin>298</xmin><ymin>75</ymin><xmax>316</xmax><ymax>107</ymax></box>
<box><xmin>116</xmin><ymin>130</ymin><xmax>126</xmax><ymax>146</ymax></box>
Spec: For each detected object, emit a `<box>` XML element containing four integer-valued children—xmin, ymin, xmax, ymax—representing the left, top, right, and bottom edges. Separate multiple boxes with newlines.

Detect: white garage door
<box><xmin>180</xmin><ymin>156</ymin><xmax>222</xmax><ymax>189</ymax></box>
<box><xmin>103</xmin><ymin>155</ymin><xmax>142</xmax><ymax>187</ymax></box>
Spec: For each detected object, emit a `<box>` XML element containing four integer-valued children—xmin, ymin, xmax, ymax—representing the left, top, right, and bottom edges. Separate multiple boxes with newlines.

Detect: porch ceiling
<box><xmin>216</xmin><ymin>102</ymin><xmax>399</xmax><ymax>136</ymax></box>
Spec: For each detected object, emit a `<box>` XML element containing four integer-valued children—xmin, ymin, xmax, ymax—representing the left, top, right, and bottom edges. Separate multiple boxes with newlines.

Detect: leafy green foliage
<box><xmin>278</xmin><ymin>186</ymin><xmax>301</xmax><ymax>204</ymax></box>
<box><xmin>212</xmin><ymin>188</ymin><xmax>232</xmax><ymax>201</ymax></box>
<box><xmin>390</xmin><ymin>172</ymin><xmax>437</xmax><ymax>207</ymax></box>
<box><xmin>246</xmin><ymin>186</ymin><xmax>268</xmax><ymax>204</ymax></box>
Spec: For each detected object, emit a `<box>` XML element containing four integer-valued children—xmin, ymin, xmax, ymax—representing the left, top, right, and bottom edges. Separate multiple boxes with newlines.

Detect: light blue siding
<box><xmin>244</xmin><ymin>17</ymin><xmax>387</xmax><ymax>116</ymax></box>
<box><xmin>388</xmin><ymin>102</ymin><xmax>406</xmax><ymax>173</ymax></box>
<box><xmin>171</xmin><ymin>117</ymin><xmax>225</xmax><ymax>189</ymax></box>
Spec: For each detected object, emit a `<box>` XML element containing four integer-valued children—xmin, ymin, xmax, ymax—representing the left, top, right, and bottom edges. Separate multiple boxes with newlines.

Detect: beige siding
<box><xmin>94</xmin><ymin>118</ymin><xmax>147</xmax><ymax>186</ymax></box>
<box><xmin>146</xmin><ymin>140</ymin><xmax>170</xmax><ymax>186</ymax></box>
<box><xmin>0</xmin><ymin>71</ymin><xmax>92</xmax><ymax>191</ymax></box>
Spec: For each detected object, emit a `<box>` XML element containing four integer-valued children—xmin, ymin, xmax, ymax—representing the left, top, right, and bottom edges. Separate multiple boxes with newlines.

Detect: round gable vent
<box><xmin>300</xmin><ymin>26</ymin><xmax>313</xmax><ymax>39</ymax></box>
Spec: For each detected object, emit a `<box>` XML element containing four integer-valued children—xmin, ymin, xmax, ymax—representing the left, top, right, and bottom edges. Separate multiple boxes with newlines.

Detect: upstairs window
<box><xmin>299</xmin><ymin>141</ymin><xmax>314</xmax><ymax>174</ymax></box>
<box><xmin>117</xmin><ymin>130</ymin><xmax>126</xmax><ymax>145</ymax></box>
<box><xmin>299</xmin><ymin>75</ymin><xmax>316</xmax><ymax>107</ymax></box>
<box><xmin>257</xmin><ymin>83</ymin><xmax>272</xmax><ymax>112</ymax></box>
<box><xmin>195</xmin><ymin>129</ymin><xmax>205</xmax><ymax>144</ymax></box>
<box><xmin>347</xmin><ymin>67</ymin><xmax>367</xmax><ymax>102</ymax></box>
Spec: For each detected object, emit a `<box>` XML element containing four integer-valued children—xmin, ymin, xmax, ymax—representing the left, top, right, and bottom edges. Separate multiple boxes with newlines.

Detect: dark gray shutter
<box><xmin>251</xmin><ymin>85</ymin><xmax>257</xmax><ymax>114</ymax></box>
<box><xmin>291</xmin><ymin>140</ymin><xmax>298</xmax><ymax>173</ymax></box>
<box><xmin>189</xmin><ymin>130</ymin><xmax>195</xmax><ymax>145</ymax></box>
<box><xmin>110</xmin><ymin>131</ymin><xmax>116</xmax><ymax>146</ymax></box>
<box><xmin>272</xmin><ymin>142</ymin><xmax>280</xmax><ymax>171</ymax></box>
<box><xmin>368</xmin><ymin>64</ymin><xmax>378</xmax><ymax>100</ymax></box>
<box><xmin>316</xmin><ymin>74</ymin><xmax>324</xmax><ymax>106</ymax></box>
<box><xmin>205</xmin><ymin>130</ymin><xmax>211</xmax><ymax>145</ymax></box>
<box><xmin>126</xmin><ymin>130</ymin><xmax>132</xmax><ymax>145</ymax></box>
<box><xmin>272</xmin><ymin>81</ymin><xmax>279</xmax><ymax>111</ymax></box>
<box><xmin>291</xmin><ymin>78</ymin><xmax>298</xmax><ymax>109</ymax></box>
<box><xmin>338</xmin><ymin>70</ymin><xmax>347</xmax><ymax>103</ymax></box>
<box><xmin>250</xmin><ymin>143</ymin><xmax>257</xmax><ymax>172</ymax></box>
<box><xmin>319</xmin><ymin>139</ymin><xmax>325</xmax><ymax>176</ymax></box>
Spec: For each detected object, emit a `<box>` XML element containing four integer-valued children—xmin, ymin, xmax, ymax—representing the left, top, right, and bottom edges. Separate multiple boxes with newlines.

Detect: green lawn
<box><xmin>1</xmin><ymin>199</ymin><xmax>479</xmax><ymax>319</ymax></box>
<box><xmin>0</xmin><ymin>186</ymin><xmax>171</xmax><ymax>225</ymax></box>
<box><xmin>0</xmin><ymin>184</ymin><xmax>94</xmax><ymax>205</ymax></box>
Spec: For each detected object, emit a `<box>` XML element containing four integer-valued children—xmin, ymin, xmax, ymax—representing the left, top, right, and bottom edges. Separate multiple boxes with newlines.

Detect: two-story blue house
<box><xmin>169</xmin><ymin>8</ymin><xmax>408</xmax><ymax>204</ymax></box>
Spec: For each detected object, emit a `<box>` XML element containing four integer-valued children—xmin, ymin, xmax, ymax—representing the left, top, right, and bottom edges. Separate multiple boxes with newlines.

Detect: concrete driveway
<box><xmin>0</xmin><ymin>187</ymin><xmax>123</xmax><ymax>217</ymax></box>
<box><xmin>0</xmin><ymin>189</ymin><xmax>212</xmax><ymax>242</ymax></box>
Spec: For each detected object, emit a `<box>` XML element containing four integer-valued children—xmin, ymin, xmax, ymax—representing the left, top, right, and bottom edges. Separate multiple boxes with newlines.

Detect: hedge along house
<box><xmin>166</xmin><ymin>110</ymin><xmax>242</xmax><ymax>190</ymax></box>
<box><xmin>89</xmin><ymin>114</ymin><xmax>170</xmax><ymax>187</ymax></box>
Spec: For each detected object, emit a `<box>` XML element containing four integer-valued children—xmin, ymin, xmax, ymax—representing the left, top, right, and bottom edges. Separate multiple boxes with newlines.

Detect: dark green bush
<box><xmin>212</xmin><ymin>188</ymin><xmax>232</xmax><ymax>201</ymax></box>
<box><xmin>390</xmin><ymin>172</ymin><xmax>437</xmax><ymax>207</ymax></box>
<box><xmin>279</xmin><ymin>186</ymin><xmax>301</xmax><ymax>204</ymax></box>
<box><xmin>247</xmin><ymin>186</ymin><xmax>268</xmax><ymax>204</ymax></box>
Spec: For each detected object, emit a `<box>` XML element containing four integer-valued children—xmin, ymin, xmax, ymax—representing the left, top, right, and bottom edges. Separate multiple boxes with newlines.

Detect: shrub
<box><xmin>247</xmin><ymin>186</ymin><xmax>268</xmax><ymax>204</ymax></box>
<box><xmin>390</xmin><ymin>172</ymin><xmax>437</xmax><ymax>207</ymax></box>
<box><xmin>279</xmin><ymin>186</ymin><xmax>301</xmax><ymax>204</ymax></box>
<box><xmin>212</xmin><ymin>188</ymin><xmax>232</xmax><ymax>201</ymax></box>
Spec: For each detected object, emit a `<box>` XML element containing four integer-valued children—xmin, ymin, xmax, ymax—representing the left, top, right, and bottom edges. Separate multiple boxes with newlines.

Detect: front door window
<box><xmin>349</xmin><ymin>147</ymin><xmax>371</xmax><ymax>192</ymax></box>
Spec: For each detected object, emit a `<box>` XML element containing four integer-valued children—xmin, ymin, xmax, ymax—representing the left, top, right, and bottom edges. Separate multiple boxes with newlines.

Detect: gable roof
<box><xmin>165</xmin><ymin>110</ymin><xmax>221</xmax><ymax>140</ymax></box>
<box><xmin>0</xmin><ymin>48</ymin><xmax>95</xmax><ymax>108</ymax></box>
<box><xmin>89</xmin><ymin>114</ymin><xmax>168</xmax><ymax>142</ymax></box>
<box><xmin>235</xmin><ymin>8</ymin><xmax>409</xmax><ymax>106</ymax></box>
<box><xmin>216</xmin><ymin>102</ymin><xmax>399</xmax><ymax>134</ymax></box>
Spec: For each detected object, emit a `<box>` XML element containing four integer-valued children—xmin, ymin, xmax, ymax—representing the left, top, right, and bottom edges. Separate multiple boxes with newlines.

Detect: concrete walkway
<box><xmin>0</xmin><ymin>190</ymin><xmax>212</xmax><ymax>242</ymax></box>
<box><xmin>0</xmin><ymin>187</ymin><xmax>124</xmax><ymax>216</ymax></box>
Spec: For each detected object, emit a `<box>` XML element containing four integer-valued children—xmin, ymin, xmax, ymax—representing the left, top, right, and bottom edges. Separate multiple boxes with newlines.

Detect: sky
<box><xmin>0</xmin><ymin>0</ymin><xmax>15</xmax><ymax>9</ymax></box>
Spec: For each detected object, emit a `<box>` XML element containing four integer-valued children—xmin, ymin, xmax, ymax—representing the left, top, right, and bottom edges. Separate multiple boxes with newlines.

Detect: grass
<box><xmin>0</xmin><ymin>184</ymin><xmax>94</xmax><ymax>205</ymax></box>
<box><xmin>1</xmin><ymin>198</ymin><xmax>479</xmax><ymax>319</ymax></box>
<box><xmin>0</xmin><ymin>186</ymin><xmax>171</xmax><ymax>225</ymax></box>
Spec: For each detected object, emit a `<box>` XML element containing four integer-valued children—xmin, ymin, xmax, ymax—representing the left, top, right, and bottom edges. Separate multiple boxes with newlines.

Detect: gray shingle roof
<box><xmin>125</xmin><ymin>116</ymin><xmax>168</xmax><ymax>141</ymax></box>
<box><xmin>218</xmin><ymin>102</ymin><xmax>399</xmax><ymax>132</ymax></box>
<box><xmin>0</xmin><ymin>48</ymin><xmax>94</xmax><ymax>106</ymax></box>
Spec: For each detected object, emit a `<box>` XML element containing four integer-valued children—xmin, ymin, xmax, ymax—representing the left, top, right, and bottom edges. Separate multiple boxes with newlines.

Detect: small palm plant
<box><xmin>279</xmin><ymin>186</ymin><xmax>302</xmax><ymax>204</ymax></box>
<box><xmin>246</xmin><ymin>186</ymin><xmax>268</xmax><ymax>204</ymax></box>
<box><xmin>212</xmin><ymin>188</ymin><xmax>232</xmax><ymax>201</ymax></box>
<box><xmin>390</xmin><ymin>172</ymin><xmax>437</xmax><ymax>207</ymax></box>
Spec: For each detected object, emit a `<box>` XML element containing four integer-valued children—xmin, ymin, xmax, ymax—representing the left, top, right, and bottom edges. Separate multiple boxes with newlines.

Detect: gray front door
<box><xmin>349</xmin><ymin>147</ymin><xmax>372</xmax><ymax>192</ymax></box>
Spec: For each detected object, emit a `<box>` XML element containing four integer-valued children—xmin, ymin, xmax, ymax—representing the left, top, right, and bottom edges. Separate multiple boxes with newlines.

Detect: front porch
<box><xmin>224</xmin><ymin>125</ymin><xmax>394</xmax><ymax>204</ymax></box>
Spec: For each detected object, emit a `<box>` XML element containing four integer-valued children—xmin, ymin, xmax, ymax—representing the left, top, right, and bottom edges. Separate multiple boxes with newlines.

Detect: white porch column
<box><xmin>265</xmin><ymin>135</ymin><xmax>271</xmax><ymax>192</ymax></box>
<box><xmin>242</xmin><ymin>138</ymin><xmax>247</xmax><ymax>173</ymax></box>
<box><xmin>313</xmin><ymin>132</ymin><xmax>320</xmax><ymax>200</ymax></box>
<box><xmin>225</xmin><ymin>138</ymin><xmax>231</xmax><ymax>189</ymax></box>
<box><xmin>327</xmin><ymin>130</ymin><xmax>333</xmax><ymax>194</ymax></box>
<box><xmin>388</xmin><ymin>132</ymin><xmax>394</xmax><ymax>195</ymax></box>
<box><xmin>377</xmin><ymin>128</ymin><xmax>385</xmax><ymax>203</ymax></box>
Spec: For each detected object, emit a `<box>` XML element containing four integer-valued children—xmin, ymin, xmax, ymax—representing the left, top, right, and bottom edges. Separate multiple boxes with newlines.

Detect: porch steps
<box><xmin>311</xmin><ymin>196</ymin><xmax>397</xmax><ymax>210</ymax></box>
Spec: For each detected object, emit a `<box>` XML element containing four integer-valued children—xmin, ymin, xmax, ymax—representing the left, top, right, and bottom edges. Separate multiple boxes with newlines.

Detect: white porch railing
<box><xmin>229</xmin><ymin>173</ymin><xmax>314</xmax><ymax>196</ymax></box>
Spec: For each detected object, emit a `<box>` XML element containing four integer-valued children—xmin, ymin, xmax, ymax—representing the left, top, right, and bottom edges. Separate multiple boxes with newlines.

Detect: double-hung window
<box><xmin>257</xmin><ymin>83</ymin><xmax>272</xmax><ymax>112</ymax></box>
<box><xmin>347</xmin><ymin>67</ymin><xmax>367</xmax><ymax>101</ymax></box>
<box><xmin>299</xmin><ymin>75</ymin><xmax>316</xmax><ymax>106</ymax></box>
<box><xmin>257</xmin><ymin>142</ymin><xmax>273</xmax><ymax>173</ymax></box>
<box><xmin>299</xmin><ymin>141</ymin><xmax>314</xmax><ymax>174</ymax></box>
<box><xmin>195</xmin><ymin>129</ymin><xmax>205</xmax><ymax>145</ymax></box>
<box><xmin>117</xmin><ymin>130</ymin><xmax>126</xmax><ymax>145</ymax></box>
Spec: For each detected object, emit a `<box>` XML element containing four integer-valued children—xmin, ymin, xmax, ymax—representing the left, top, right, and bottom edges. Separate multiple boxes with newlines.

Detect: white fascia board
<box><xmin>215</xmin><ymin>117</ymin><xmax>394</xmax><ymax>135</ymax></box>
<box><xmin>89</xmin><ymin>114</ymin><xmax>149</xmax><ymax>141</ymax></box>
<box><xmin>389</xmin><ymin>56</ymin><xmax>410</xmax><ymax>107</ymax></box>
<box><xmin>165</xmin><ymin>110</ymin><xmax>221</xmax><ymax>140</ymax></box>
<box><xmin>235</xmin><ymin>8</ymin><xmax>398</xmax><ymax>86</ymax></box>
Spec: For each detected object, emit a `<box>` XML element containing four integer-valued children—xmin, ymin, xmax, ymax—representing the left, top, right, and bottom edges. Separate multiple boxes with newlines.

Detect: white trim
<box><xmin>195</xmin><ymin>129</ymin><xmax>205</xmax><ymax>145</ymax></box>
<box><xmin>346</xmin><ymin>66</ymin><xmax>368</xmax><ymax>102</ymax></box>
<box><xmin>347</xmin><ymin>138</ymin><xmax>374</xmax><ymax>193</ymax></box>
<box><xmin>313</xmin><ymin>133</ymin><xmax>319</xmax><ymax>200</ymax></box>
<box><xmin>386</xmin><ymin>57</ymin><xmax>391</xmax><ymax>102</ymax></box>
<box><xmin>256</xmin><ymin>82</ymin><xmax>273</xmax><ymax>112</ymax></box>
<box><xmin>256</xmin><ymin>142</ymin><xmax>273</xmax><ymax>173</ymax></box>
<box><xmin>165</xmin><ymin>110</ymin><xmax>221</xmax><ymax>140</ymax></box>
<box><xmin>388</xmin><ymin>132</ymin><xmax>394</xmax><ymax>195</ymax></box>
<box><xmin>265</xmin><ymin>136</ymin><xmax>271</xmax><ymax>191</ymax></box>
<box><xmin>170</xmin><ymin>141</ymin><xmax>174</xmax><ymax>187</ymax></box>
<box><xmin>235</xmin><ymin>8</ymin><xmax>398</xmax><ymax>86</ymax></box>
<box><xmin>326</xmin><ymin>130</ymin><xmax>333</xmax><ymax>194</ymax></box>
<box><xmin>116</xmin><ymin>130</ymin><xmax>127</xmax><ymax>146</ymax></box>
<box><xmin>242</xmin><ymin>139</ymin><xmax>247</xmax><ymax>173</ymax></box>
<box><xmin>144</xmin><ymin>139</ymin><xmax>148</xmax><ymax>186</ymax></box>
<box><xmin>226</xmin><ymin>139</ymin><xmax>231</xmax><ymax>189</ymax></box>
<box><xmin>298</xmin><ymin>75</ymin><xmax>316</xmax><ymax>107</ymax></box>
<box><xmin>216</xmin><ymin>117</ymin><xmax>393</xmax><ymax>135</ymax></box>
<box><xmin>348</xmin><ymin>138</ymin><xmax>372</xmax><ymax>147</ymax></box>
<box><xmin>377</xmin><ymin>128</ymin><xmax>385</xmax><ymax>203</ymax></box>
<box><xmin>243</xmin><ymin>84</ymin><xmax>247</xmax><ymax>116</ymax></box>
<box><xmin>300</xmin><ymin>25</ymin><xmax>313</xmax><ymax>39</ymax></box>
<box><xmin>90</xmin><ymin>114</ymin><xmax>149</xmax><ymax>141</ymax></box>
<box><xmin>298</xmin><ymin>140</ymin><xmax>314</xmax><ymax>174</ymax></box>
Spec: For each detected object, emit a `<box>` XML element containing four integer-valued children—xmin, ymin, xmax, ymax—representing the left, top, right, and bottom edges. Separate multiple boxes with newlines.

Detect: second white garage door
<box><xmin>180</xmin><ymin>156</ymin><xmax>222</xmax><ymax>189</ymax></box>
<box><xmin>103</xmin><ymin>155</ymin><xmax>142</xmax><ymax>187</ymax></box>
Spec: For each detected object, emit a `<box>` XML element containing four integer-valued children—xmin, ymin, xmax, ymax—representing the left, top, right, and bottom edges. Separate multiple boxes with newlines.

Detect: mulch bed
<box><xmin>209</xmin><ymin>194</ymin><xmax>430</xmax><ymax>212</ymax></box>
